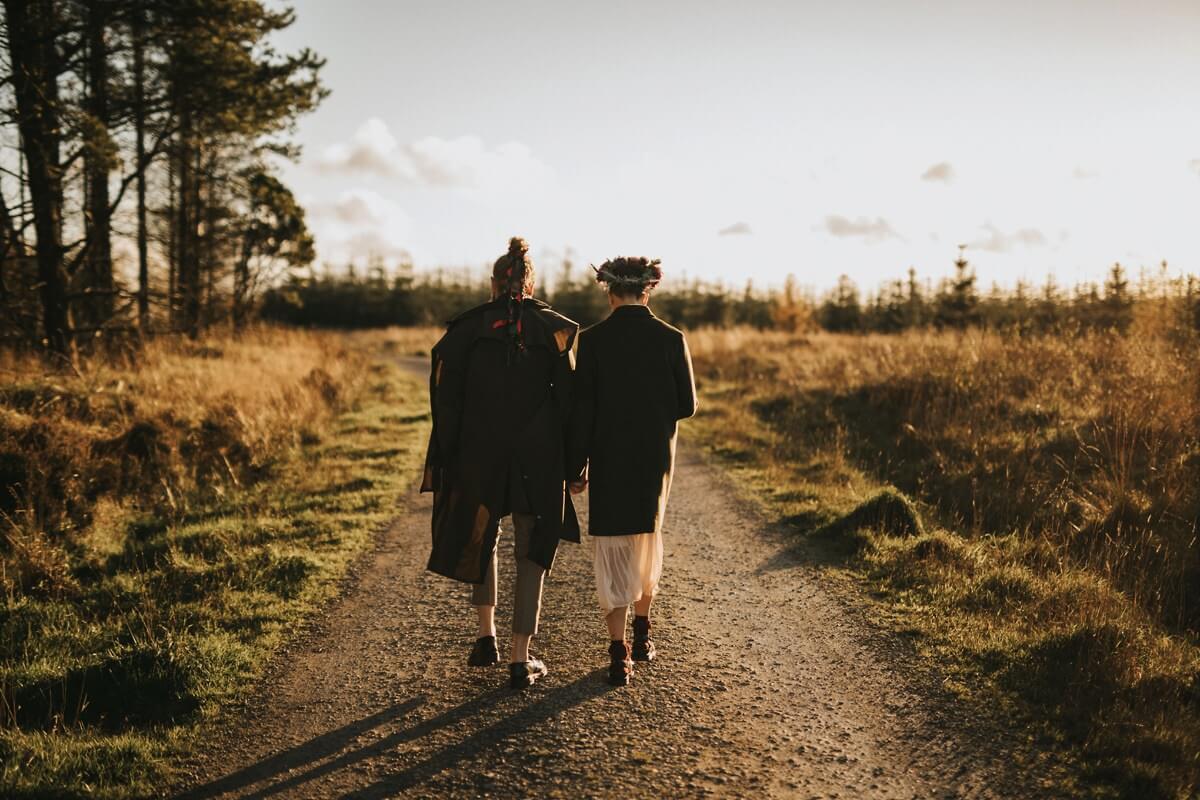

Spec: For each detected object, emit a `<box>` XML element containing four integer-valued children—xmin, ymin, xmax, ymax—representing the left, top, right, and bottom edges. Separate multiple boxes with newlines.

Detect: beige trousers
<box><xmin>470</xmin><ymin>513</ymin><xmax>545</xmax><ymax>635</ymax></box>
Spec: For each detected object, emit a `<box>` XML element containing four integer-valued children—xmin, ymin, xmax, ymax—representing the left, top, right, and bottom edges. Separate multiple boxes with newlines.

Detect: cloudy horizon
<box><xmin>274</xmin><ymin>0</ymin><xmax>1200</xmax><ymax>293</ymax></box>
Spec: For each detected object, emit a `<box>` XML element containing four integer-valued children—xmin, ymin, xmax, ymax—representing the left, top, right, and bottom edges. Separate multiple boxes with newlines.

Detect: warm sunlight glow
<box><xmin>276</xmin><ymin>0</ymin><xmax>1200</xmax><ymax>291</ymax></box>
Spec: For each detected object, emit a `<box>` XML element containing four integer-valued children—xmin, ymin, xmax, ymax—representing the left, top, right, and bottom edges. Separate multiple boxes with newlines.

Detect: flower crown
<box><xmin>592</xmin><ymin>257</ymin><xmax>663</xmax><ymax>289</ymax></box>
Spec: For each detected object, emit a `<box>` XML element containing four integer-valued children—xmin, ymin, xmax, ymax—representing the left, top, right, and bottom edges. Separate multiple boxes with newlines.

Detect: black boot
<box><xmin>632</xmin><ymin>616</ymin><xmax>656</xmax><ymax>662</ymax></box>
<box><xmin>467</xmin><ymin>635</ymin><xmax>499</xmax><ymax>667</ymax></box>
<box><xmin>608</xmin><ymin>640</ymin><xmax>633</xmax><ymax>686</ymax></box>
<box><xmin>509</xmin><ymin>657</ymin><xmax>548</xmax><ymax>689</ymax></box>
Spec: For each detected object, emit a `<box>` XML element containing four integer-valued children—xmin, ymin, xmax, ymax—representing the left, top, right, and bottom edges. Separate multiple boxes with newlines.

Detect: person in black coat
<box><xmin>567</xmin><ymin>256</ymin><xmax>697</xmax><ymax>686</ymax></box>
<box><xmin>422</xmin><ymin>237</ymin><xmax>579</xmax><ymax>689</ymax></box>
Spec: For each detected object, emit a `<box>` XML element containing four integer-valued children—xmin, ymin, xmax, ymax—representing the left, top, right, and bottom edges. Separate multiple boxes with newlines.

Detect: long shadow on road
<box><xmin>352</xmin><ymin>669</ymin><xmax>614</xmax><ymax>799</ymax></box>
<box><xmin>180</xmin><ymin>670</ymin><xmax>613</xmax><ymax>799</ymax></box>
<box><xmin>177</xmin><ymin>698</ymin><xmax>424</xmax><ymax>800</ymax></box>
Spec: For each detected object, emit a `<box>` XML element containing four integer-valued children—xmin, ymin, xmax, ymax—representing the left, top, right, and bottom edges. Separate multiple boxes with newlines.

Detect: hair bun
<box><xmin>507</xmin><ymin>237</ymin><xmax>528</xmax><ymax>260</ymax></box>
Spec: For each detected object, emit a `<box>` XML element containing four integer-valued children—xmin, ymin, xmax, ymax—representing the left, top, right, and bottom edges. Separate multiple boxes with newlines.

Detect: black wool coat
<box><xmin>567</xmin><ymin>304</ymin><xmax>697</xmax><ymax>537</ymax></box>
<box><xmin>421</xmin><ymin>297</ymin><xmax>580</xmax><ymax>583</ymax></box>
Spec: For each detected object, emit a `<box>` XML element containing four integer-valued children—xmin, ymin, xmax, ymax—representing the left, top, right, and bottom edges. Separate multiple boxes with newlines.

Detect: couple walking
<box><xmin>421</xmin><ymin>237</ymin><xmax>697</xmax><ymax>689</ymax></box>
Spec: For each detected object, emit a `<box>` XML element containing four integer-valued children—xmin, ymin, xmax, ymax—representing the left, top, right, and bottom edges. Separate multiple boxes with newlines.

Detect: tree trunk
<box><xmin>0</xmin><ymin>186</ymin><xmax>25</xmax><ymax>295</ymax></box>
<box><xmin>133</xmin><ymin>0</ymin><xmax>150</xmax><ymax>331</ymax></box>
<box><xmin>3</xmin><ymin>0</ymin><xmax>69</xmax><ymax>354</ymax></box>
<box><xmin>190</xmin><ymin>146</ymin><xmax>204</xmax><ymax>336</ymax></box>
<box><xmin>85</xmin><ymin>0</ymin><xmax>114</xmax><ymax>328</ymax></box>
<box><xmin>177</xmin><ymin>125</ymin><xmax>199</xmax><ymax>339</ymax></box>
<box><xmin>202</xmin><ymin>159</ymin><xmax>217</xmax><ymax>329</ymax></box>
<box><xmin>233</xmin><ymin>231</ymin><xmax>253</xmax><ymax>332</ymax></box>
<box><xmin>167</xmin><ymin>140</ymin><xmax>177</xmax><ymax>328</ymax></box>
<box><xmin>176</xmin><ymin>129</ymin><xmax>204</xmax><ymax>340</ymax></box>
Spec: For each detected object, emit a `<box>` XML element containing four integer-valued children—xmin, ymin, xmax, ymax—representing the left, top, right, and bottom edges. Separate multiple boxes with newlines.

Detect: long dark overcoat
<box><xmin>567</xmin><ymin>304</ymin><xmax>697</xmax><ymax>537</ymax></box>
<box><xmin>421</xmin><ymin>297</ymin><xmax>580</xmax><ymax>583</ymax></box>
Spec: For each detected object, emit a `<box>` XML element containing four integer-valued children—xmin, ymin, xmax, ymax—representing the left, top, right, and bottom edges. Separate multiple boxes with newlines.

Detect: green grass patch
<box><xmin>0</xmin><ymin>350</ymin><xmax>429</xmax><ymax>799</ymax></box>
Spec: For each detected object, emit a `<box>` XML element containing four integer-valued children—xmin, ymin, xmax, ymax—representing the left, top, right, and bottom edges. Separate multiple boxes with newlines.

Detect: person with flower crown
<box><xmin>422</xmin><ymin>237</ymin><xmax>580</xmax><ymax>689</ymax></box>
<box><xmin>567</xmin><ymin>256</ymin><xmax>697</xmax><ymax>686</ymax></box>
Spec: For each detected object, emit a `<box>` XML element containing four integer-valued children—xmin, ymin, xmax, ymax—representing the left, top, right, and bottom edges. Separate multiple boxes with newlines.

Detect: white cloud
<box><xmin>718</xmin><ymin>221</ymin><xmax>752</xmax><ymax>236</ymax></box>
<box><xmin>821</xmin><ymin>215</ymin><xmax>901</xmax><ymax>244</ymax></box>
<box><xmin>920</xmin><ymin>162</ymin><xmax>955</xmax><ymax>183</ymax></box>
<box><xmin>1072</xmin><ymin>166</ymin><xmax>1100</xmax><ymax>180</ymax></box>
<box><xmin>1190</xmin><ymin>159</ymin><xmax>1200</xmax><ymax>177</ymax></box>
<box><xmin>307</xmin><ymin>188</ymin><xmax>413</xmax><ymax>264</ymax></box>
<box><xmin>319</xmin><ymin>118</ymin><xmax>399</xmax><ymax>176</ymax></box>
<box><xmin>970</xmin><ymin>223</ymin><xmax>1048</xmax><ymax>254</ymax></box>
<box><xmin>318</xmin><ymin>118</ymin><xmax>551</xmax><ymax>189</ymax></box>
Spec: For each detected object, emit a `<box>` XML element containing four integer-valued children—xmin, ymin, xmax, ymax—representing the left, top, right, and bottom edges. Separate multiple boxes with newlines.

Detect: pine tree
<box><xmin>3</xmin><ymin>0</ymin><xmax>70</xmax><ymax>352</ymax></box>
<box><xmin>158</xmin><ymin>0</ymin><xmax>325</xmax><ymax>337</ymax></box>
<box><xmin>1</xmin><ymin>0</ymin><xmax>326</xmax><ymax>348</ymax></box>
<box><xmin>1034</xmin><ymin>275</ymin><xmax>1063</xmax><ymax>332</ymax></box>
<box><xmin>934</xmin><ymin>245</ymin><xmax>979</xmax><ymax>330</ymax></box>
<box><xmin>818</xmin><ymin>274</ymin><xmax>862</xmax><ymax>332</ymax></box>
<box><xmin>905</xmin><ymin>266</ymin><xmax>925</xmax><ymax>328</ymax></box>
<box><xmin>232</xmin><ymin>169</ymin><xmax>313</xmax><ymax>331</ymax></box>
<box><xmin>1100</xmin><ymin>262</ymin><xmax>1134</xmax><ymax>333</ymax></box>
<box><xmin>1186</xmin><ymin>275</ymin><xmax>1200</xmax><ymax>333</ymax></box>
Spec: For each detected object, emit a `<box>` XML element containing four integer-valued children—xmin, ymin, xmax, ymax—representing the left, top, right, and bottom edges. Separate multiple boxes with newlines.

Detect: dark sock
<box><xmin>609</xmin><ymin>639</ymin><xmax>629</xmax><ymax>657</ymax></box>
<box><xmin>633</xmin><ymin>616</ymin><xmax>650</xmax><ymax>637</ymax></box>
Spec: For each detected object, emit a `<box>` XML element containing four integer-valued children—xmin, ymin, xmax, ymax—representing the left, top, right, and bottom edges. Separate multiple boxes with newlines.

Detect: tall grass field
<box><xmin>687</xmin><ymin>326</ymin><xmax>1199</xmax><ymax>798</ymax></box>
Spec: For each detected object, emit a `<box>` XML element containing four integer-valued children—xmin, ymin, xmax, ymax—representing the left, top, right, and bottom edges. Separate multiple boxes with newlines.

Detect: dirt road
<box><xmin>177</xmin><ymin>361</ymin><xmax>1045</xmax><ymax>799</ymax></box>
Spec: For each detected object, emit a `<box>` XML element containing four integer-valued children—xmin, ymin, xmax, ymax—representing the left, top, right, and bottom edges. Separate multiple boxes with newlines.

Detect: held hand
<box><xmin>569</xmin><ymin>480</ymin><xmax>587</xmax><ymax>495</ymax></box>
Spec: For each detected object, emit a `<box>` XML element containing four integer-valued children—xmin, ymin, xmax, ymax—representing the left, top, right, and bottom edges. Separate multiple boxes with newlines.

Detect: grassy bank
<box><xmin>0</xmin><ymin>328</ymin><xmax>433</xmax><ymax>798</ymax></box>
<box><xmin>687</xmin><ymin>327</ymin><xmax>1199</xmax><ymax>799</ymax></box>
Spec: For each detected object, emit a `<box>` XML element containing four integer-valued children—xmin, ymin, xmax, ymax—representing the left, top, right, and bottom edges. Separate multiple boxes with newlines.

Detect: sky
<box><xmin>271</xmin><ymin>0</ymin><xmax>1200</xmax><ymax>293</ymax></box>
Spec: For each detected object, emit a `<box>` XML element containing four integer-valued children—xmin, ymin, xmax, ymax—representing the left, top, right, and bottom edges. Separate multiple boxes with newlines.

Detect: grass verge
<box><xmin>1</xmin><ymin>331</ymin><xmax>431</xmax><ymax>799</ymax></box>
<box><xmin>687</xmin><ymin>328</ymin><xmax>1199</xmax><ymax>800</ymax></box>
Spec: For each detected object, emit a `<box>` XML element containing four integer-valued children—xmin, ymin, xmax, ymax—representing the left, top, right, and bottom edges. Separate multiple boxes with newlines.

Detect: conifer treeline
<box><xmin>1</xmin><ymin>0</ymin><xmax>324</xmax><ymax>353</ymax></box>
<box><xmin>262</xmin><ymin>251</ymin><xmax>1200</xmax><ymax>336</ymax></box>
<box><xmin>817</xmin><ymin>250</ymin><xmax>1200</xmax><ymax>335</ymax></box>
<box><xmin>260</xmin><ymin>257</ymin><xmax>780</xmax><ymax>331</ymax></box>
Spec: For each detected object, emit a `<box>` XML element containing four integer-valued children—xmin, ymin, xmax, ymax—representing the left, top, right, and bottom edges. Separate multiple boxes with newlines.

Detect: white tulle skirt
<box><xmin>593</xmin><ymin>531</ymin><xmax>663</xmax><ymax>613</ymax></box>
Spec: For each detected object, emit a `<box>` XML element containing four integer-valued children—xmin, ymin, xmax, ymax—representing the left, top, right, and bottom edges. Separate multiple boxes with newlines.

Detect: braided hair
<box><xmin>492</xmin><ymin>237</ymin><xmax>534</xmax><ymax>362</ymax></box>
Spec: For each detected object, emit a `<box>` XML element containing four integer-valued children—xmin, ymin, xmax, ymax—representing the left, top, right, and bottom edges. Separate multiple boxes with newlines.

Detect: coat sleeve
<box><xmin>430</xmin><ymin>332</ymin><xmax>468</xmax><ymax>472</ymax></box>
<box><xmin>420</xmin><ymin>344</ymin><xmax>442</xmax><ymax>493</ymax></box>
<box><xmin>565</xmin><ymin>331</ymin><xmax>596</xmax><ymax>482</ymax></box>
<box><xmin>551</xmin><ymin>324</ymin><xmax>578</xmax><ymax>439</ymax></box>
<box><xmin>673</xmin><ymin>332</ymin><xmax>698</xmax><ymax>420</ymax></box>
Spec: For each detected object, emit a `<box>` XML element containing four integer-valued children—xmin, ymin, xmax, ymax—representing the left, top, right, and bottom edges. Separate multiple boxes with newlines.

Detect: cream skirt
<box><xmin>593</xmin><ymin>531</ymin><xmax>663</xmax><ymax>613</ymax></box>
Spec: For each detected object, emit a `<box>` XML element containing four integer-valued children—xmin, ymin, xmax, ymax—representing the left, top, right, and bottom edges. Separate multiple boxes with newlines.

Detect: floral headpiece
<box><xmin>592</xmin><ymin>257</ymin><xmax>663</xmax><ymax>290</ymax></box>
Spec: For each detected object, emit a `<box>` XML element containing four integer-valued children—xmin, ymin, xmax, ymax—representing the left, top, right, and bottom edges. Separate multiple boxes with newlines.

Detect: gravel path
<box><xmin>176</xmin><ymin>362</ymin><xmax>1046</xmax><ymax>799</ymax></box>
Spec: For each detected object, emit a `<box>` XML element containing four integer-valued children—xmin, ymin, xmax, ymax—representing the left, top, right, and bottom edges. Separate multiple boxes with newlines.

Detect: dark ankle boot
<box><xmin>608</xmin><ymin>640</ymin><xmax>632</xmax><ymax>686</ymax></box>
<box><xmin>509</xmin><ymin>657</ymin><xmax>547</xmax><ymax>689</ymax></box>
<box><xmin>467</xmin><ymin>635</ymin><xmax>499</xmax><ymax>667</ymax></box>
<box><xmin>632</xmin><ymin>617</ymin><xmax>656</xmax><ymax>662</ymax></box>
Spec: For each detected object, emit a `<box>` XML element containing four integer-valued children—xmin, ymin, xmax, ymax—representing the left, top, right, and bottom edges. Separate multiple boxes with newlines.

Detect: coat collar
<box><xmin>609</xmin><ymin>304</ymin><xmax>653</xmax><ymax>318</ymax></box>
<box><xmin>445</xmin><ymin>295</ymin><xmax>553</xmax><ymax>326</ymax></box>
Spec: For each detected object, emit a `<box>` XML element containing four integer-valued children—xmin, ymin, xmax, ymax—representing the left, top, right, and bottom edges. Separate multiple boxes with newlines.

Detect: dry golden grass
<box><xmin>0</xmin><ymin>327</ymin><xmax>368</xmax><ymax>596</ymax></box>
<box><xmin>0</xmin><ymin>327</ymin><xmax>432</xmax><ymax>798</ymax></box>
<box><xmin>688</xmin><ymin>326</ymin><xmax>1200</xmax><ymax>798</ymax></box>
